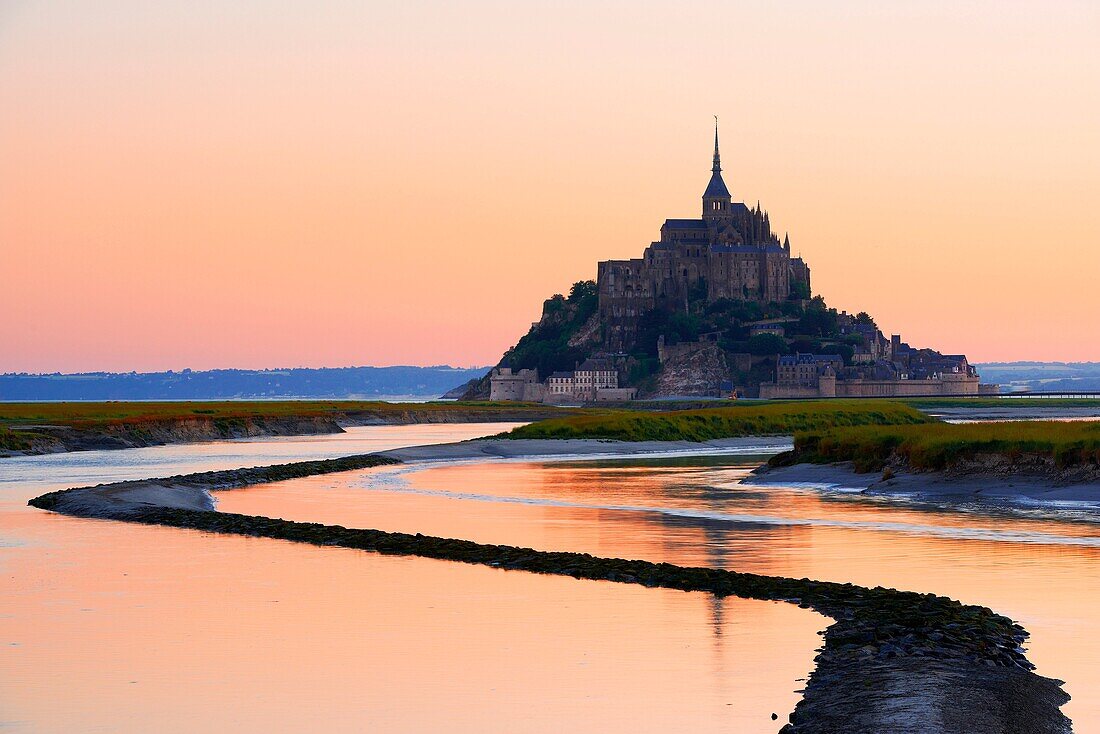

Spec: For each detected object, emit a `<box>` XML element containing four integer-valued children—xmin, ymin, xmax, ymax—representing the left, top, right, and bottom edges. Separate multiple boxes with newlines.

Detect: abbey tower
<box><xmin>597</xmin><ymin>123</ymin><xmax>811</xmax><ymax>352</ymax></box>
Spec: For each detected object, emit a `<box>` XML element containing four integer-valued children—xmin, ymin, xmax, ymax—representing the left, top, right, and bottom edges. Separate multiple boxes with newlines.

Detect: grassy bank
<box><xmin>501</xmin><ymin>400</ymin><xmax>933</xmax><ymax>442</ymax></box>
<box><xmin>776</xmin><ymin>421</ymin><xmax>1100</xmax><ymax>472</ymax></box>
<box><xmin>0</xmin><ymin>400</ymin><xmax>561</xmax><ymax>429</ymax></box>
<box><xmin>0</xmin><ymin>426</ymin><xmax>36</xmax><ymax>452</ymax></box>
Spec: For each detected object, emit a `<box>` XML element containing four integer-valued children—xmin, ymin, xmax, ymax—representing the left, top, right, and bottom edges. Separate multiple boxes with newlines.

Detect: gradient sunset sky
<box><xmin>2</xmin><ymin>1</ymin><xmax>1097</xmax><ymax>372</ymax></box>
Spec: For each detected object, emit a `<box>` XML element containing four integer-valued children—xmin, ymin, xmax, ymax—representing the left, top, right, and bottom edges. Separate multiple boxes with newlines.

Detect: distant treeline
<box><xmin>975</xmin><ymin>362</ymin><xmax>1100</xmax><ymax>393</ymax></box>
<box><xmin>0</xmin><ymin>366</ymin><xmax>489</xmax><ymax>401</ymax></box>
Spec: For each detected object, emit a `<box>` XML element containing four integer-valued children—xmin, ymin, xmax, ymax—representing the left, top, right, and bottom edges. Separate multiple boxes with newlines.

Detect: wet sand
<box><xmin>746</xmin><ymin>463</ymin><xmax>1100</xmax><ymax>504</ymax></box>
<box><xmin>928</xmin><ymin>406</ymin><xmax>1100</xmax><ymax>421</ymax></box>
<box><xmin>378</xmin><ymin>436</ymin><xmax>792</xmax><ymax>462</ymax></box>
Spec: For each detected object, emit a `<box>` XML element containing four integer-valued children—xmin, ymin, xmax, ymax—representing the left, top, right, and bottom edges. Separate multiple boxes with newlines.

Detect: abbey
<box><xmin>597</xmin><ymin>124</ymin><xmax>810</xmax><ymax>352</ymax></box>
<box><xmin>477</xmin><ymin>122</ymin><xmax>995</xmax><ymax>403</ymax></box>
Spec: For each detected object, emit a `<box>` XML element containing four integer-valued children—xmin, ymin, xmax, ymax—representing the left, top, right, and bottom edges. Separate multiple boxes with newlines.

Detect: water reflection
<box><xmin>215</xmin><ymin>455</ymin><xmax>1100</xmax><ymax>729</ymax></box>
<box><xmin>1</xmin><ymin>426</ymin><xmax>822</xmax><ymax>733</ymax></box>
<box><xmin>2</xmin><ymin>515</ymin><xmax>820</xmax><ymax>733</ymax></box>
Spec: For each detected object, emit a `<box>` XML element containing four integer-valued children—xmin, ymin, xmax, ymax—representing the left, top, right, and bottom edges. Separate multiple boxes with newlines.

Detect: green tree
<box><xmin>855</xmin><ymin>311</ymin><xmax>877</xmax><ymax>327</ymax></box>
<box><xmin>799</xmin><ymin>296</ymin><xmax>839</xmax><ymax>338</ymax></box>
<box><xmin>746</xmin><ymin>333</ymin><xmax>790</xmax><ymax>356</ymax></box>
<box><xmin>568</xmin><ymin>280</ymin><xmax>597</xmax><ymax>302</ymax></box>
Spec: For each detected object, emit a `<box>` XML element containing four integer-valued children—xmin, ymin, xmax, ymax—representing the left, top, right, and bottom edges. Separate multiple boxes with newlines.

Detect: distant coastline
<box><xmin>0</xmin><ymin>365</ymin><xmax>489</xmax><ymax>402</ymax></box>
<box><xmin>977</xmin><ymin>362</ymin><xmax>1100</xmax><ymax>393</ymax></box>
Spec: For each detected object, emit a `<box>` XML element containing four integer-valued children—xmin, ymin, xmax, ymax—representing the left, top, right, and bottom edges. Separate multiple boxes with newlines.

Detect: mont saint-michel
<box><xmin>9</xmin><ymin>5</ymin><xmax>1099</xmax><ymax>734</ymax></box>
<box><xmin>473</xmin><ymin>126</ymin><xmax>992</xmax><ymax>403</ymax></box>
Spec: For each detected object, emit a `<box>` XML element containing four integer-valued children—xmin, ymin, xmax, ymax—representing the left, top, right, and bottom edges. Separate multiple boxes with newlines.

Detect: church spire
<box><xmin>702</xmin><ymin>116</ymin><xmax>731</xmax><ymax>217</ymax></box>
<box><xmin>712</xmin><ymin>116</ymin><xmax>721</xmax><ymax>174</ymax></box>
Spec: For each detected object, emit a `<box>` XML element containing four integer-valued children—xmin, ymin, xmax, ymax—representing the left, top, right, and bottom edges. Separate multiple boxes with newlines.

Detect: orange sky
<box><xmin>1</xmin><ymin>1</ymin><xmax>1098</xmax><ymax>372</ymax></box>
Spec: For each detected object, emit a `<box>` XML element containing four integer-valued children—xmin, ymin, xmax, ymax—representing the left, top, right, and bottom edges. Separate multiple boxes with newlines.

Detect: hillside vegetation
<box><xmin>774</xmin><ymin>421</ymin><xmax>1100</xmax><ymax>472</ymax></box>
<box><xmin>502</xmin><ymin>400</ymin><xmax>933</xmax><ymax>442</ymax></box>
<box><xmin>499</xmin><ymin>280</ymin><xmax>600</xmax><ymax>377</ymax></box>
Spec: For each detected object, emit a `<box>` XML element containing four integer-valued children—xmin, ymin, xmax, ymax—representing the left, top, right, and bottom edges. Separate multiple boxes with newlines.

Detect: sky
<box><xmin>1</xmin><ymin>0</ymin><xmax>1098</xmax><ymax>372</ymax></box>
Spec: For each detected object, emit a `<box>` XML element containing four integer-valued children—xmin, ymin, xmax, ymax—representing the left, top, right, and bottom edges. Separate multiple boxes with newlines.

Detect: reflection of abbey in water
<box><xmin>598</xmin><ymin>123</ymin><xmax>809</xmax><ymax>353</ymax></box>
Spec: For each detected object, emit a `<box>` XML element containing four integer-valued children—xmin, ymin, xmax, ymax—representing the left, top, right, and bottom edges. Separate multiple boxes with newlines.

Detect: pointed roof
<box><xmin>703</xmin><ymin>171</ymin><xmax>731</xmax><ymax>198</ymax></box>
<box><xmin>712</xmin><ymin>119</ymin><xmax>721</xmax><ymax>173</ymax></box>
<box><xmin>703</xmin><ymin>117</ymin><xmax>731</xmax><ymax>199</ymax></box>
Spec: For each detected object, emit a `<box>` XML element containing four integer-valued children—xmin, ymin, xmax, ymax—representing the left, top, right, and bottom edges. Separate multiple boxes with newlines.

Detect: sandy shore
<box><xmin>40</xmin><ymin>480</ymin><xmax>218</xmax><ymax>518</ymax></box>
<box><xmin>746</xmin><ymin>462</ymin><xmax>1100</xmax><ymax>504</ymax></box>
<box><xmin>42</xmin><ymin>439</ymin><xmax>787</xmax><ymax>518</ymax></box>
<box><xmin>378</xmin><ymin>436</ymin><xmax>791</xmax><ymax>462</ymax></box>
<box><xmin>927</xmin><ymin>406</ymin><xmax>1100</xmax><ymax>421</ymax></box>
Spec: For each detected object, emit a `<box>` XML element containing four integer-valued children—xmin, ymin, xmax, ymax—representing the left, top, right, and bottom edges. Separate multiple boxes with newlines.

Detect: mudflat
<box><xmin>747</xmin><ymin>462</ymin><xmax>1100</xmax><ymax>504</ymax></box>
<box><xmin>378</xmin><ymin>436</ymin><xmax>792</xmax><ymax>462</ymax></box>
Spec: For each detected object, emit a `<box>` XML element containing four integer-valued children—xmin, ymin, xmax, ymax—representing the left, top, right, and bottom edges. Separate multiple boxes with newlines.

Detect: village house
<box><xmin>493</xmin><ymin>359</ymin><xmax>636</xmax><ymax>403</ymax></box>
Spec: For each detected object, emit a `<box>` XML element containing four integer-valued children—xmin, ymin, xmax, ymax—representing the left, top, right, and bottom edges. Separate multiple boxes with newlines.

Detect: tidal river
<box><xmin>5</xmin><ymin>426</ymin><xmax>1100</xmax><ymax>732</ymax></box>
<box><xmin>0</xmin><ymin>425</ymin><xmax>820</xmax><ymax>734</ymax></box>
<box><xmin>214</xmin><ymin>447</ymin><xmax>1100</xmax><ymax>732</ymax></box>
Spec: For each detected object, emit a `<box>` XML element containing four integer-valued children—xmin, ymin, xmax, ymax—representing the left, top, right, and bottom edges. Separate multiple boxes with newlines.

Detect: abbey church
<box><xmin>478</xmin><ymin>123</ymin><xmax>992</xmax><ymax>402</ymax></box>
<box><xmin>597</xmin><ymin>124</ymin><xmax>811</xmax><ymax>352</ymax></box>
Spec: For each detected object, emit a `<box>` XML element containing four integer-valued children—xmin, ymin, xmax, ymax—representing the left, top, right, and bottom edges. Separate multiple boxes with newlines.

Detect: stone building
<box><xmin>747</xmin><ymin>320</ymin><xmax>790</xmax><ymax>338</ymax></box>
<box><xmin>760</xmin><ymin>350</ymin><xmax>994</xmax><ymax>398</ymax></box>
<box><xmin>775</xmin><ymin>354</ymin><xmax>843</xmax><ymax>388</ymax></box>
<box><xmin>597</xmin><ymin>124</ymin><xmax>811</xmax><ymax>352</ymax></box>
<box><xmin>546</xmin><ymin>371</ymin><xmax>576</xmax><ymax>399</ymax></box>
<box><xmin>489</xmin><ymin>367</ymin><xmax>544</xmax><ymax>402</ymax></box>
<box><xmin>540</xmin><ymin>359</ymin><xmax>635</xmax><ymax>403</ymax></box>
<box><xmin>574</xmin><ymin>358</ymin><xmax>618</xmax><ymax>400</ymax></box>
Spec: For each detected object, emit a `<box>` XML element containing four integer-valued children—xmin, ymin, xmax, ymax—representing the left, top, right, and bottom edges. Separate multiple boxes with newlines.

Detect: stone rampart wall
<box><xmin>760</xmin><ymin>375</ymin><xmax>981</xmax><ymax>399</ymax></box>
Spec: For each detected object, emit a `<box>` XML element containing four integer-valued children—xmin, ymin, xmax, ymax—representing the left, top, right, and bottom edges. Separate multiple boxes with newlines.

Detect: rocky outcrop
<box><xmin>439</xmin><ymin>379</ymin><xmax>479</xmax><ymax>399</ymax></box>
<box><xmin>941</xmin><ymin>452</ymin><xmax>1100</xmax><ymax>484</ymax></box>
<box><xmin>650</xmin><ymin>340</ymin><xmax>730</xmax><ymax>397</ymax></box>
<box><xmin>566</xmin><ymin>312</ymin><xmax>601</xmax><ymax>349</ymax></box>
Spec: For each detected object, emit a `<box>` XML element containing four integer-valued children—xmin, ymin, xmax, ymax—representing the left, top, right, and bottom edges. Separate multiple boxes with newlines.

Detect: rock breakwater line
<box><xmin>28</xmin><ymin>460</ymin><xmax>1070</xmax><ymax>733</ymax></box>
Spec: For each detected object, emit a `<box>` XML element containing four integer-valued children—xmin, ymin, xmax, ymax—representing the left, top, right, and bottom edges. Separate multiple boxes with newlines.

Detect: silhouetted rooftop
<box><xmin>576</xmin><ymin>359</ymin><xmax>613</xmax><ymax>372</ymax></box>
<box><xmin>703</xmin><ymin>171</ymin><xmax>731</xmax><ymax>198</ymax></box>
<box><xmin>663</xmin><ymin>219</ymin><xmax>707</xmax><ymax>230</ymax></box>
<box><xmin>710</xmin><ymin>243</ymin><xmax>787</xmax><ymax>254</ymax></box>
